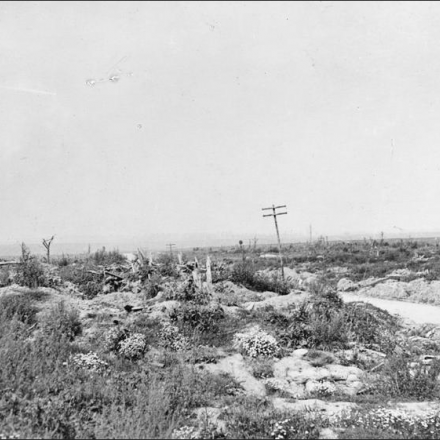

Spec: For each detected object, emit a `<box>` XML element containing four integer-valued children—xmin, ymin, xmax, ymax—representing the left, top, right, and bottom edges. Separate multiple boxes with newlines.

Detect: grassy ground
<box><xmin>1</xmin><ymin>242</ymin><xmax>440</xmax><ymax>438</ymax></box>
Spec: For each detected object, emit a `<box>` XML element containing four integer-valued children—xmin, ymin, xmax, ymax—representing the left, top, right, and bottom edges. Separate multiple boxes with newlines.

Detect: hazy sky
<box><xmin>1</xmin><ymin>1</ymin><xmax>440</xmax><ymax>245</ymax></box>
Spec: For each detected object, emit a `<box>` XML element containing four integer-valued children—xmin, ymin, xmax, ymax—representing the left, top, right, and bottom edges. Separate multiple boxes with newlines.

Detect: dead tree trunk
<box><xmin>42</xmin><ymin>236</ymin><xmax>55</xmax><ymax>264</ymax></box>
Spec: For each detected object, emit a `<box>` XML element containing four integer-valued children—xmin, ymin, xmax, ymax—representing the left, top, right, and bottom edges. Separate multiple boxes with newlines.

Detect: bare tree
<box><xmin>42</xmin><ymin>235</ymin><xmax>55</xmax><ymax>264</ymax></box>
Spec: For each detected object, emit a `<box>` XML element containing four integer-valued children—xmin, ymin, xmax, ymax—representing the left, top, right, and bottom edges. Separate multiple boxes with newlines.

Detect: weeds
<box><xmin>338</xmin><ymin>407</ymin><xmax>440</xmax><ymax>439</ymax></box>
<box><xmin>249</xmin><ymin>358</ymin><xmax>275</xmax><ymax>379</ymax></box>
<box><xmin>343</xmin><ymin>302</ymin><xmax>399</xmax><ymax>354</ymax></box>
<box><xmin>90</xmin><ymin>247</ymin><xmax>126</xmax><ymax>266</ymax></box>
<box><xmin>59</xmin><ymin>265</ymin><xmax>103</xmax><ymax>298</ymax></box>
<box><xmin>3</xmin><ymin>238</ymin><xmax>440</xmax><ymax>439</ymax></box>
<box><xmin>14</xmin><ymin>244</ymin><xmax>47</xmax><ymax>288</ymax></box>
<box><xmin>40</xmin><ymin>301</ymin><xmax>82</xmax><ymax>341</ymax></box>
<box><xmin>230</xmin><ymin>262</ymin><xmax>292</xmax><ymax>294</ymax></box>
<box><xmin>0</xmin><ymin>293</ymin><xmax>40</xmax><ymax>325</ymax></box>
<box><xmin>169</xmin><ymin>303</ymin><xmax>225</xmax><ymax>335</ymax></box>
<box><xmin>373</xmin><ymin>355</ymin><xmax>440</xmax><ymax>400</ymax></box>
<box><xmin>222</xmin><ymin>396</ymin><xmax>326</xmax><ymax>439</ymax></box>
<box><xmin>0</xmin><ymin>267</ymin><xmax>11</xmax><ymax>286</ymax></box>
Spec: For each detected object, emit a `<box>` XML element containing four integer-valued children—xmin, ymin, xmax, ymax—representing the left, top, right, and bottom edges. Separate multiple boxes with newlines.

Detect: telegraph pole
<box><xmin>262</xmin><ymin>204</ymin><xmax>287</xmax><ymax>280</ymax></box>
<box><xmin>166</xmin><ymin>243</ymin><xmax>176</xmax><ymax>257</ymax></box>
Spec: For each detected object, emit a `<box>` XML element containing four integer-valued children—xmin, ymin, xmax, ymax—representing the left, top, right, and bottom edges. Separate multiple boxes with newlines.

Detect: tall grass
<box><xmin>230</xmin><ymin>262</ymin><xmax>292</xmax><ymax>294</ymax></box>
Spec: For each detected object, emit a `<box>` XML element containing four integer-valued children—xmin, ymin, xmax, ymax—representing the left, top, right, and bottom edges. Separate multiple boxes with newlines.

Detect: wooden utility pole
<box><xmin>166</xmin><ymin>243</ymin><xmax>176</xmax><ymax>257</ymax></box>
<box><xmin>309</xmin><ymin>224</ymin><xmax>313</xmax><ymax>244</ymax></box>
<box><xmin>262</xmin><ymin>204</ymin><xmax>287</xmax><ymax>280</ymax></box>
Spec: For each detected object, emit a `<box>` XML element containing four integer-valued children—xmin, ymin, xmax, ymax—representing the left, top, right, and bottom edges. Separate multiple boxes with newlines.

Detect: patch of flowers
<box><xmin>118</xmin><ymin>333</ymin><xmax>148</xmax><ymax>360</ymax></box>
<box><xmin>271</xmin><ymin>419</ymin><xmax>318</xmax><ymax>439</ymax></box>
<box><xmin>337</xmin><ymin>407</ymin><xmax>440</xmax><ymax>438</ymax></box>
<box><xmin>158</xmin><ymin>322</ymin><xmax>191</xmax><ymax>351</ymax></box>
<box><xmin>102</xmin><ymin>327</ymin><xmax>130</xmax><ymax>353</ymax></box>
<box><xmin>171</xmin><ymin>425</ymin><xmax>198</xmax><ymax>439</ymax></box>
<box><xmin>70</xmin><ymin>351</ymin><xmax>108</xmax><ymax>373</ymax></box>
<box><xmin>233</xmin><ymin>328</ymin><xmax>280</xmax><ymax>358</ymax></box>
<box><xmin>307</xmin><ymin>380</ymin><xmax>336</xmax><ymax>397</ymax></box>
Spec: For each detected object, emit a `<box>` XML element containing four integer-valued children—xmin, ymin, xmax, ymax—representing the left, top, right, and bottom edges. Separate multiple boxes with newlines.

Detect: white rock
<box><xmin>292</xmin><ymin>348</ymin><xmax>309</xmax><ymax>357</ymax></box>
<box><xmin>337</xmin><ymin>278</ymin><xmax>358</xmax><ymax>292</ymax></box>
<box><xmin>203</xmin><ymin>354</ymin><xmax>267</xmax><ymax>397</ymax></box>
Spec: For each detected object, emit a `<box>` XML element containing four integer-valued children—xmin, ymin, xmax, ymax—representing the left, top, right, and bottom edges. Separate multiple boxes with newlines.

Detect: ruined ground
<box><xmin>2</xmin><ymin>240</ymin><xmax>440</xmax><ymax>439</ymax></box>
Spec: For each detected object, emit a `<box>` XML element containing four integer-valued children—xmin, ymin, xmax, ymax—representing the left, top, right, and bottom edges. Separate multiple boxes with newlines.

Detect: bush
<box><xmin>0</xmin><ymin>267</ymin><xmax>12</xmax><ymax>286</ymax></box>
<box><xmin>374</xmin><ymin>355</ymin><xmax>440</xmax><ymax>400</ymax></box>
<box><xmin>307</xmin><ymin>311</ymin><xmax>348</xmax><ymax>350</ymax></box>
<box><xmin>0</xmin><ymin>293</ymin><xmax>39</xmax><ymax>325</ymax></box>
<box><xmin>233</xmin><ymin>328</ymin><xmax>280</xmax><ymax>358</ymax></box>
<box><xmin>59</xmin><ymin>265</ymin><xmax>104</xmax><ymax>298</ymax></box>
<box><xmin>230</xmin><ymin>262</ymin><xmax>292</xmax><ymax>294</ymax></box>
<box><xmin>90</xmin><ymin>247</ymin><xmax>126</xmax><ymax>266</ymax></box>
<box><xmin>158</xmin><ymin>323</ymin><xmax>191</xmax><ymax>351</ymax></box>
<box><xmin>40</xmin><ymin>302</ymin><xmax>82</xmax><ymax>341</ymax></box>
<box><xmin>164</xmin><ymin>278</ymin><xmax>211</xmax><ymax>304</ymax></box>
<box><xmin>343</xmin><ymin>302</ymin><xmax>399</xmax><ymax>354</ymax></box>
<box><xmin>273</xmin><ymin>288</ymin><xmax>347</xmax><ymax>350</ymax></box>
<box><xmin>169</xmin><ymin>303</ymin><xmax>225</xmax><ymax>335</ymax></box>
<box><xmin>118</xmin><ymin>333</ymin><xmax>148</xmax><ymax>360</ymax></box>
<box><xmin>102</xmin><ymin>327</ymin><xmax>130</xmax><ymax>353</ymax></box>
<box><xmin>275</xmin><ymin>302</ymin><xmax>311</xmax><ymax>349</ymax></box>
<box><xmin>156</xmin><ymin>253</ymin><xmax>179</xmax><ymax>278</ymax></box>
<box><xmin>273</xmin><ymin>285</ymin><xmax>402</xmax><ymax>353</ymax></box>
<box><xmin>14</xmin><ymin>244</ymin><xmax>47</xmax><ymax>288</ymax></box>
<box><xmin>56</xmin><ymin>254</ymin><xmax>72</xmax><ymax>267</ymax></box>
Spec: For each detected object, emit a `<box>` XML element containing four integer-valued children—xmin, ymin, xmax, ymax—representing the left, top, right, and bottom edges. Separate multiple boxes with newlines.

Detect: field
<box><xmin>2</xmin><ymin>239</ymin><xmax>440</xmax><ymax>439</ymax></box>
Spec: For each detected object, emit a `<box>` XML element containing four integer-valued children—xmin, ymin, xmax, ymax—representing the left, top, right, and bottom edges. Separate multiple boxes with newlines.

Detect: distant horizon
<box><xmin>1</xmin><ymin>228</ymin><xmax>439</xmax><ymax>258</ymax></box>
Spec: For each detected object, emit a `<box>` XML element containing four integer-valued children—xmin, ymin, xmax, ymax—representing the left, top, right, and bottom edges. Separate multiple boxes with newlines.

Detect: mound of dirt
<box><xmin>242</xmin><ymin>290</ymin><xmax>309</xmax><ymax>311</ymax></box>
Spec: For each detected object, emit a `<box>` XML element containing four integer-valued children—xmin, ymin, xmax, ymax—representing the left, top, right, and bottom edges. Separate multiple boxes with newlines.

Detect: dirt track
<box><xmin>341</xmin><ymin>292</ymin><xmax>440</xmax><ymax>325</ymax></box>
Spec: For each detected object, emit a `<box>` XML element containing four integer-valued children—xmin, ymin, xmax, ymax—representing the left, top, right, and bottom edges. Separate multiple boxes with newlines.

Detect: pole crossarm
<box><xmin>263</xmin><ymin>212</ymin><xmax>287</xmax><ymax>217</ymax></box>
<box><xmin>166</xmin><ymin>244</ymin><xmax>176</xmax><ymax>256</ymax></box>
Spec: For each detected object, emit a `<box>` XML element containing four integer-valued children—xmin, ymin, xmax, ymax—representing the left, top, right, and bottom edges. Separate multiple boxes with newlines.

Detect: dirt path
<box><xmin>341</xmin><ymin>293</ymin><xmax>440</xmax><ymax>325</ymax></box>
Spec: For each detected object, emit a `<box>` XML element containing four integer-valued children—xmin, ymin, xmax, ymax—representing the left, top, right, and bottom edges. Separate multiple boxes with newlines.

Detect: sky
<box><xmin>1</xmin><ymin>1</ymin><xmax>440</xmax><ymax>248</ymax></box>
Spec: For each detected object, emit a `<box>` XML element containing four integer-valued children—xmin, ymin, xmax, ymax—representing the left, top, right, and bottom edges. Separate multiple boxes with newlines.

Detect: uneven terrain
<box><xmin>1</xmin><ymin>240</ymin><xmax>440</xmax><ymax>439</ymax></box>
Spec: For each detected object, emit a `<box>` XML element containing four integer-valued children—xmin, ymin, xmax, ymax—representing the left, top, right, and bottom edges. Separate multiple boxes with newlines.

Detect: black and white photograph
<box><xmin>2</xmin><ymin>1</ymin><xmax>440</xmax><ymax>438</ymax></box>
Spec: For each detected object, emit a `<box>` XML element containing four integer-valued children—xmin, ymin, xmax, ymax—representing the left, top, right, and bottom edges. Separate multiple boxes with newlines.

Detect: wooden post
<box><xmin>239</xmin><ymin>240</ymin><xmax>245</xmax><ymax>262</ymax></box>
<box><xmin>206</xmin><ymin>255</ymin><xmax>212</xmax><ymax>290</ymax></box>
<box><xmin>262</xmin><ymin>205</ymin><xmax>287</xmax><ymax>280</ymax></box>
<box><xmin>137</xmin><ymin>248</ymin><xmax>146</xmax><ymax>264</ymax></box>
<box><xmin>192</xmin><ymin>257</ymin><xmax>202</xmax><ymax>289</ymax></box>
<box><xmin>192</xmin><ymin>268</ymin><xmax>202</xmax><ymax>290</ymax></box>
